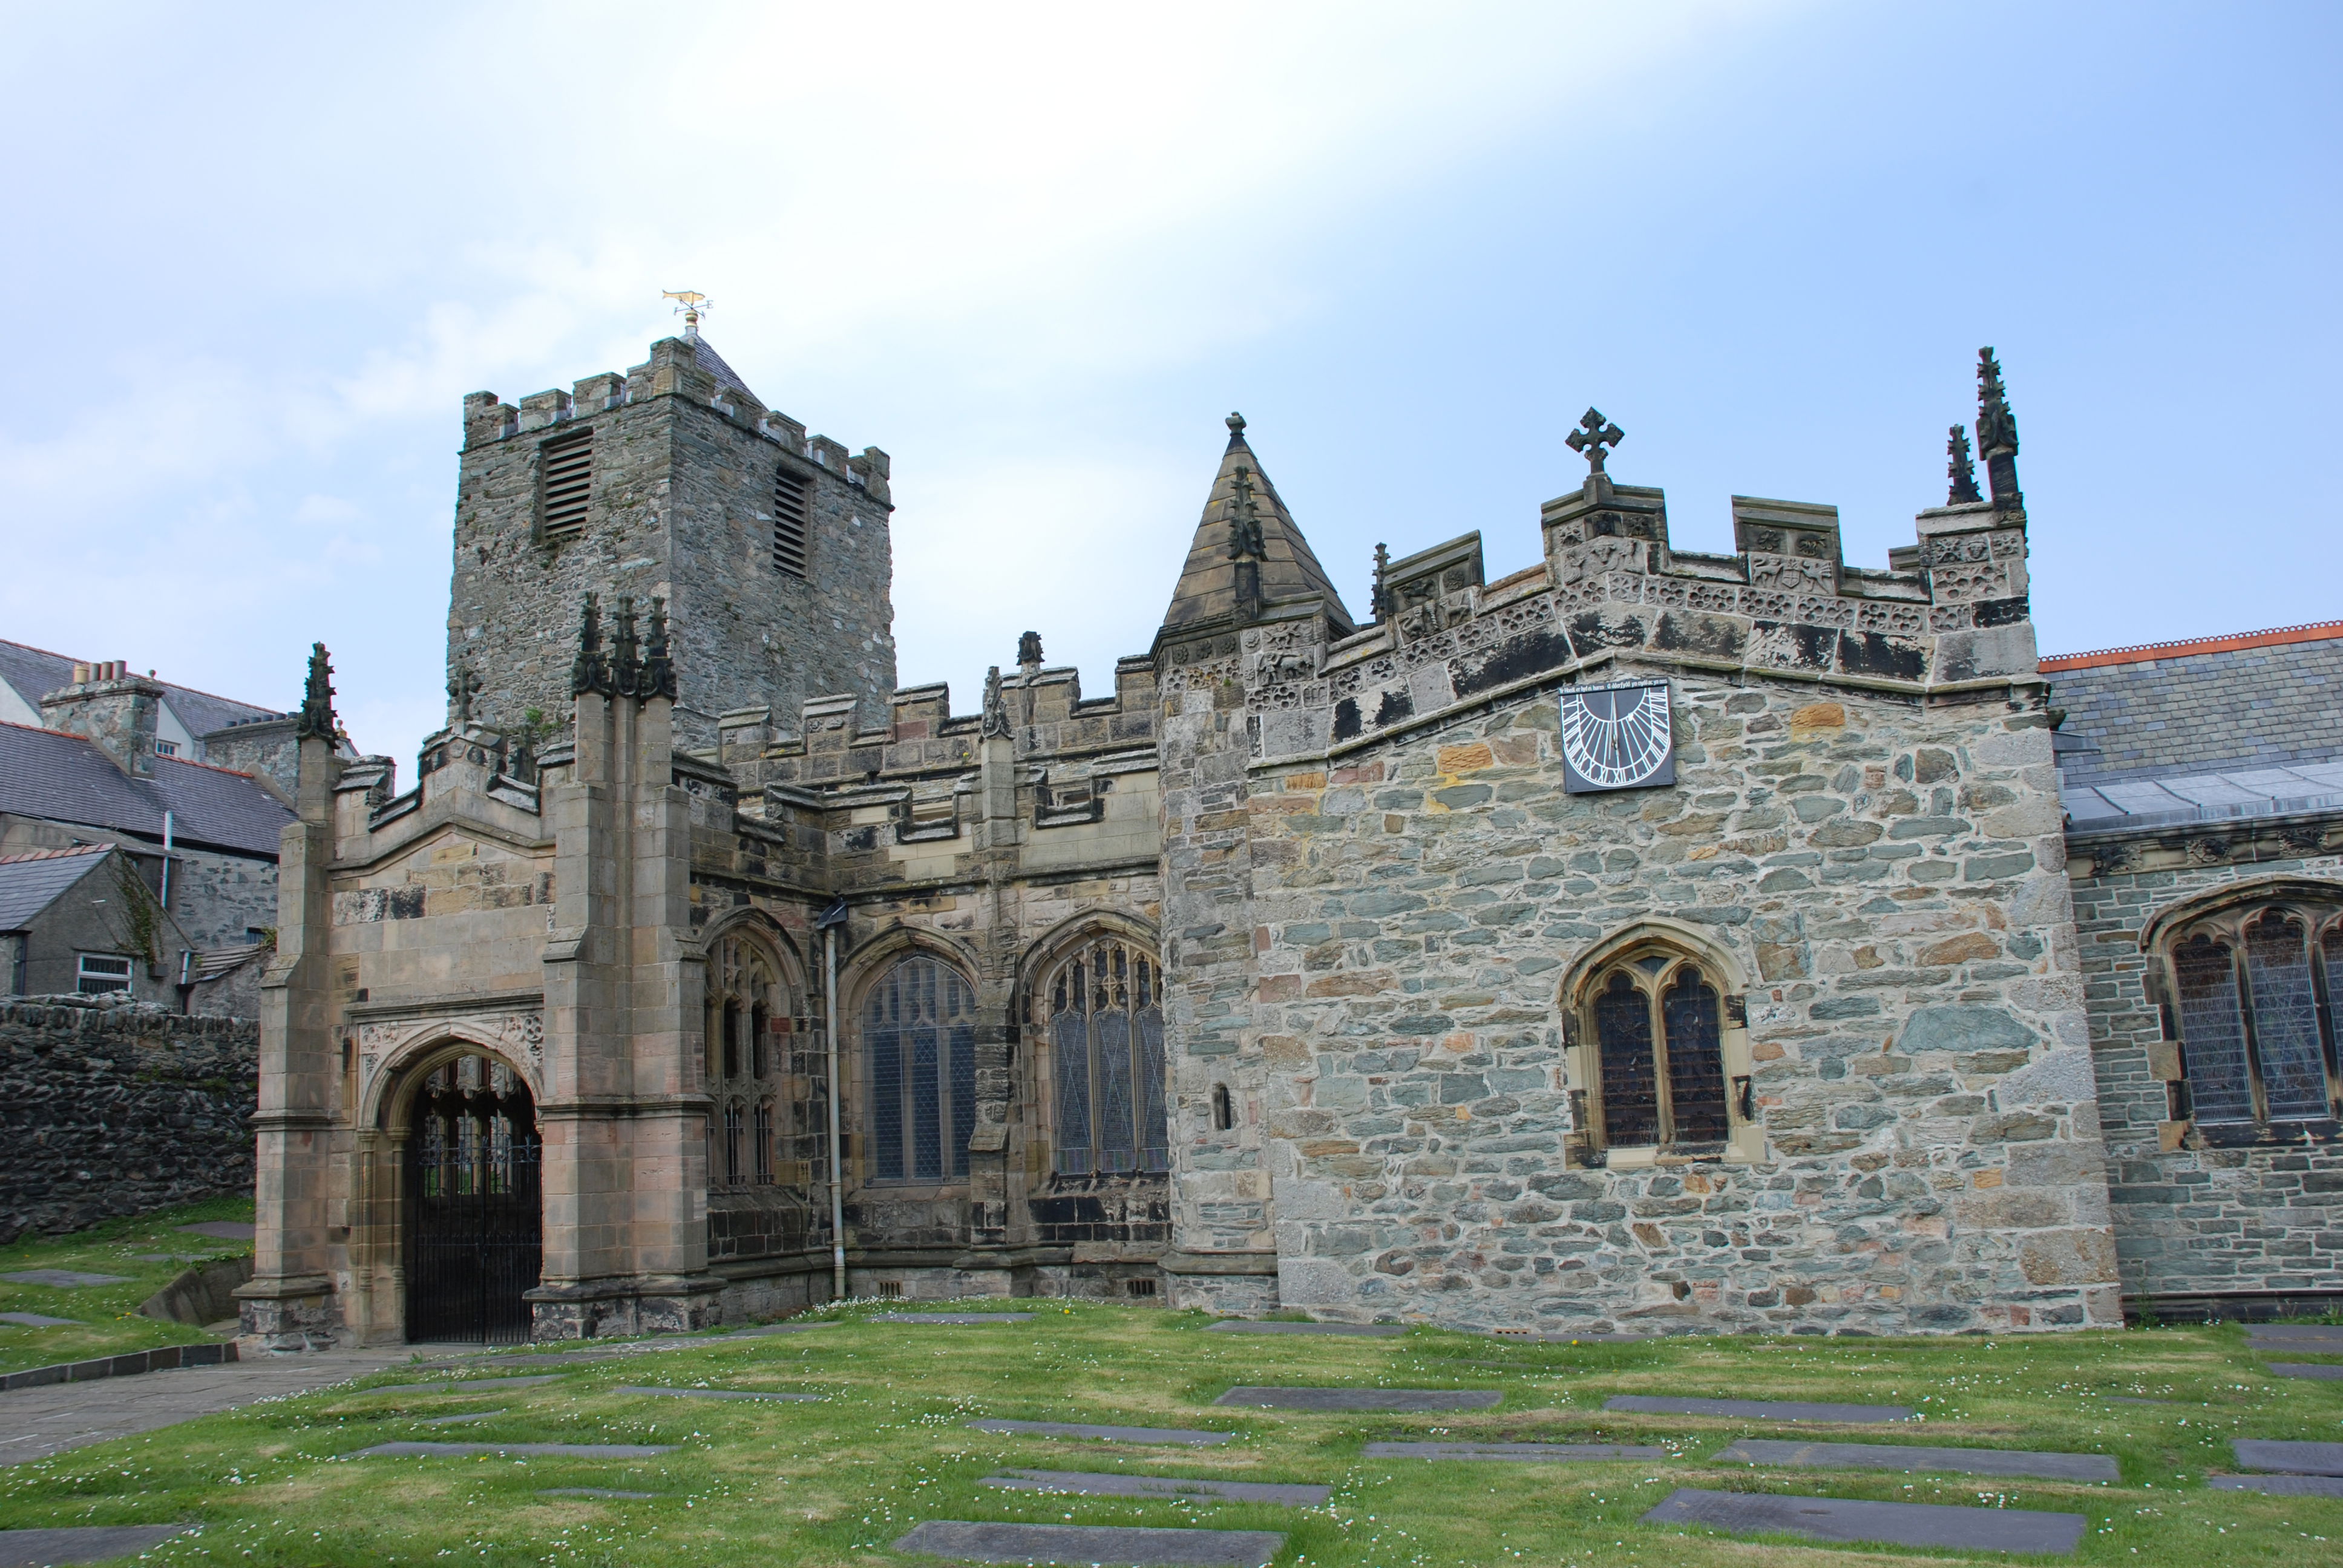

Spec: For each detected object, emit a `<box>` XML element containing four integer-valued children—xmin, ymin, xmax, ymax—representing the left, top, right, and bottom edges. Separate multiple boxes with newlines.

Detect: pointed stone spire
<box><xmin>1158</xmin><ymin>413</ymin><xmax>1354</xmax><ymax>638</ymax></box>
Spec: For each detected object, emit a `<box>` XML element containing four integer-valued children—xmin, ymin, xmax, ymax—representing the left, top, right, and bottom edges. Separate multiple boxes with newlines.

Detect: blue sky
<box><xmin>1</xmin><ymin>3</ymin><xmax>2335</xmax><ymax>761</ymax></box>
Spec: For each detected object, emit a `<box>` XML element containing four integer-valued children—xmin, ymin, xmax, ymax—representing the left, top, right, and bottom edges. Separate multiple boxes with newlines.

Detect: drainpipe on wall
<box><xmin>159</xmin><ymin>811</ymin><xmax>172</xmax><ymax>910</ymax></box>
<box><xmin>817</xmin><ymin>898</ymin><xmax>850</xmax><ymax>1302</ymax></box>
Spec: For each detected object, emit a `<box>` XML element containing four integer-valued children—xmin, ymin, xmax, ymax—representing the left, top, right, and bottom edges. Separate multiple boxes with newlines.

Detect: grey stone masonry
<box><xmin>1154</xmin><ymin>459</ymin><xmax>2117</xmax><ymax>1334</ymax></box>
<box><xmin>2047</xmin><ymin>627</ymin><xmax>2343</xmax><ymax>787</ymax></box>
<box><xmin>447</xmin><ymin>333</ymin><xmax>898</xmax><ymax>750</ymax></box>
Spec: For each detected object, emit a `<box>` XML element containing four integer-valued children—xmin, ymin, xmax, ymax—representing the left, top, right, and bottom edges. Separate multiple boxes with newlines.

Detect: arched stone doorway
<box><xmin>404</xmin><ymin>1050</ymin><xmax>542</xmax><ymax>1342</ymax></box>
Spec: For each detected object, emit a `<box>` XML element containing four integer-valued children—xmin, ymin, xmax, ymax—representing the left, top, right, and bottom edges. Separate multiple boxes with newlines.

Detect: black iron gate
<box><xmin>404</xmin><ymin>1051</ymin><xmax>542</xmax><ymax>1344</ymax></box>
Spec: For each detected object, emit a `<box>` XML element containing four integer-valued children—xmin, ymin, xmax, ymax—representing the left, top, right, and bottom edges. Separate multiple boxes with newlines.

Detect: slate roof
<box><xmin>692</xmin><ymin>336</ymin><xmax>759</xmax><ymax>408</ymax></box>
<box><xmin>2063</xmin><ymin>759</ymin><xmax>2343</xmax><ymax>834</ymax></box>
<box><xmin>0</xmin><ymin>845</ymin><xmax>112</xmax><ymax>932</ymax></box>
<box><xmin>0</xmin><ymin>722</ymin><xmax>293</xmax><ymax>858</ymax></box>
<box><xmin>0</xmin><ymin>639</ymin><xmax>281</xmax><ymax>741</ymax></box>
<box><xmin>1159</xmin><ymin>420</ymin><xmax>1354</xmax><ymax>637</ymax></box>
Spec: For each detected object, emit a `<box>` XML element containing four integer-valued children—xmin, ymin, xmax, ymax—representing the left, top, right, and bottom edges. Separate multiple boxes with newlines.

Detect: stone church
<box><xmin>239</xmin><ymin>322</ymin><xmax>2343</xmax><ymax>1348</ymax></box>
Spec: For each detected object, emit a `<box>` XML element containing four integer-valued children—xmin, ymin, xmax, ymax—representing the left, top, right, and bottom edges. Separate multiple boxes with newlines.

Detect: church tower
<box><xmin>445</xmin><ymin>317</ymin><xmax>899</xmax><ymax>748</ymax></box>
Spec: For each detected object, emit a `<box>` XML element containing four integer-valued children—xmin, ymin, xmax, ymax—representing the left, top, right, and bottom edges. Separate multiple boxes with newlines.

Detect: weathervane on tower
<box><xmin>662</xmin><ymin>290</ymin><xmax>711</xmax><ymax>340</ymax></box>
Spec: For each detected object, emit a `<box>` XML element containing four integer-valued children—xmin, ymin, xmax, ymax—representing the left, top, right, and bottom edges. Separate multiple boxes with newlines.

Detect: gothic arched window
<box><xmin>1037</xmin><ymin>935</ymin><xmax>1168</xmax><ymax>1175</ymax></box>
<box><xmin>1584</xmin><ymin>952</ymin><xmax>1732</xmax><ymax>1152</ymax></box>
<box><xmin>2163</xmin><ymin>901</ymin><xmax>2342</xmax><ymax>1130</ymax></box>
<box><xmin>707</xmin><ymin>932</ymin><xmax>788</xmax><ymax>1189</ymax></box>
<box><xmin>863</xmin><ymin>954</ymin><xmax>978</xmax><ymax>1182</ymax></box>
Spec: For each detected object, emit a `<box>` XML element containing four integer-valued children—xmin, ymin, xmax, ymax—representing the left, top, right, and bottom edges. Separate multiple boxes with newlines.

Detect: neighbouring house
<box><xmin>0</xmin><ymin>653</ymin><xmax>298</xmax><ymax>999</ymax></box>
<box><xmin>0</xmin><ymin>843</ymin><xmax>260</xmax><ymax>1011</ymax></box>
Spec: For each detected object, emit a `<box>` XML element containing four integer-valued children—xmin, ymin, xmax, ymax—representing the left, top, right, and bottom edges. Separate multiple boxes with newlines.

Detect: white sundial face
<box><xmin>1561</xmin><ymin>682</ymin><xmax>1674</xmax><ymax>791</ymax></box>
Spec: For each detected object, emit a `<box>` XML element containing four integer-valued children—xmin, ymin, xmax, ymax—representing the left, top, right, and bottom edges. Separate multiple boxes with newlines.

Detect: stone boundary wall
<box><xmin>0</xmin><ymin>999</ymin><xmax>257</xmax><ymax>1243</ymax></box>
<box><xmin>2048</xmin><ymin>633</ymin><xmax>2343</xmax><ymax>787</ymax></box>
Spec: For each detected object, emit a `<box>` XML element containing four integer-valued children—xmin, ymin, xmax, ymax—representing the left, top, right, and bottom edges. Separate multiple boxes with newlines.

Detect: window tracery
<box><xmin>1035</xmin><ymin>934</ymin><xmax>1168</xmax><ymax>1175</ymax></box>
<box><xmin>706</xmin><ymin>932</ymin><xmax>788</xmax><ymax>1189</ymax></box>
<box><xmin>1580</xmin><ymin>948</ymin><xmax>1738</xmax><ymax>1156</ymax></box>
<box><xmin>862</xmin><ymin>953</ymin><xmax>977</xmax><ymax>1183</ymax></box>
<box><xmin>2161</xmin><ymin>900</ymin><xmax>2342</xmax><ymax>1131</ymax></box>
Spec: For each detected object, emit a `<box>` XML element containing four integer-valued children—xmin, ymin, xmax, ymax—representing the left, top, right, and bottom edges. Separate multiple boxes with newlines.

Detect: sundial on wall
<box><xmin>1560</xmin><ymin>679</ymin><xmax>1676</xmax><ymax>793</ymax></box>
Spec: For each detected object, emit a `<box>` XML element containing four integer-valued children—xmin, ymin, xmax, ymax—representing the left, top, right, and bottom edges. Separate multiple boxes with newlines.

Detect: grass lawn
<box><xmin>0</xmin><ymin>1296</ymin><xmax>2337</xmax><ymax>1565</ymax></box>
<box><xmin>0</xmin><ymin>1197</ymin><xmax>254</xmax><ymax>1374</ymax></box>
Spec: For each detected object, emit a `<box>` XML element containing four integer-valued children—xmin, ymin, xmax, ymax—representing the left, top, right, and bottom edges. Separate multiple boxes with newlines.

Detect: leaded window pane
<box><xmin>1595</xmin><ymin>970</ymin><xmax>1659</xmax><ymax>1146</ymax></box>
<box><xmin>863</xmin><ymin>955</ymin><xmax>977</xmax><ymax>1183</ymax></box>
<box><xmin>2246</xmin><ymin>913</ymin><xmax>2328</xmax><ymax>1121</ymax></box>
<box><xmin>1662</xmin><ymin>969</ymin><xmax>1729</xmax><ymax>1144</ymax></box>
<box><xmin>1053</xmin><ymin>975</ymin><xmax>1093</xmax><ymax>1175</ymax></box>
<box><xmin>2175</xmin><ymin>935</ymin><xmax>2255</xmax><ymax>1124</ymax></box>
<box><xmin>724</xmin><ymin>1103</ymin><xmax>744</xmax><ymax>1185</ymax></box>
<box><xmin>1044</xmin><ymin>938</ymin><xmax>1168</xmax><ymax>1176</ymax></box>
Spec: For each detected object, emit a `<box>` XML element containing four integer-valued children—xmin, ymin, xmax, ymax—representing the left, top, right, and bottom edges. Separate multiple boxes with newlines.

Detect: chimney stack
<box><xmin>41</xmin><ymin>662</ymin><xmax>165</xmax><ymax>777</ymax></box>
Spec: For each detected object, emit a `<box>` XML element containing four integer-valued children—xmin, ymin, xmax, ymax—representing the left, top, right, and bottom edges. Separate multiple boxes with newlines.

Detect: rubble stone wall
<box><xmin>0</xmin><ymin>999</ymin><xmax>257</xmax><ymax>1241</ymax></box>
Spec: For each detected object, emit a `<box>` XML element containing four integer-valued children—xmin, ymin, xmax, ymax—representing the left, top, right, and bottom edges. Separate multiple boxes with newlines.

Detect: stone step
<box><xmin>1365</xmin><ymin>1441</ymin><xmax>1667</xmax><ymax>1462</ymax></box>
<box><xmin>1214</xmin><ymin>1387</ymin><xmax>1499</xmax><ymax>1412</ymax></box>
<box><xmin>1642</xmin><ymin>1488</ymin><xmax>2085</xmax><ymax>1554</ymax></box>
<box><xmin>1714</xmin><ymin>1439</ymin><xmax>2119</xmax><ymax>1482</ymax></box>
<box><xmin>893</xmin><ymin>1520</ymin><xmax>1284</xmax><ymax>1566</ymax></box>
<box><xmin>969</xmin><ymin>1420</ymin><xmax>1234</xmax><ymax>1447</ymax></box>
<box><xmin>983</xmin><ymin>1469</ymin><xmax>1329</xmax><ymax>1506</ymax></box>
<box><xmin>1607</xmin><ymin>1395</ymin><xmax>1916</xmax><ymax>1422</ymax></box>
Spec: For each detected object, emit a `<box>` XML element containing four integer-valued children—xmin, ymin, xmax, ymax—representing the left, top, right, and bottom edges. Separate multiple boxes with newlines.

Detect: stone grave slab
<box><xmin>2233</xmin><ymin>1439</ymin><xmax>2343</xmax><ymax>1476</ymax></box>
<box><xmin>540</xmin><ymin>1486</ymin><xmax>660</xmax><ymax>1498</ymax></box>
<box><xmin>969</xmin><ymin>1419</ymin><xmax>1233</xmax><ymax>1446</ymax></box>
<box><xmin>1642</xmin><ymin>1488</ymin><xmax>2085</xmax><ymax>1554</ymax></box>
<box><xmin>894</xmin><ymin>1520</ymin><xmax>1284</xmax><ymax>1566</ymax></box>
<box><xmin>615</xmin><ymin>1385</ymin><xmax>823</xmax><ymax>1402</ymax></box>
<box><xmin>0</xmin><ymin>1313</ymin><xmax>78</xmax><ymax>1328</ymax></box>
<box><xmin>344</xmin><ymin>1441</ymin><xmax>676</xmax><ymax>1459</ymax></box>
<box><xmin>131</xmin><ymin>1253</ymin><xmax>210</xmax><ymax>1264</ymax></box>
<box><xmin>874</xmin><ymin>1312</ymin><xmax>1034</xmax><ymax>1325</ymax></box>
<box><xmin>175</xmin><ymin>1221</ymin><xmax>257</xmax><ymax>1241</ymax></box>
<box><xmin>369</xmin><ymin>1375</ymin><xmax>565</xmax><ymax>1394</ymax></box>
<box><xmin>0</xmin><ymin>1525</ymin><xmax>189</xmax><ymax>1566</ymax></box>
<box><xmin>1</xmin><ymin>1270</ymin><xmax>129</xmax><ymax>1289</ymax></box>
<box><xmin>1215</xmin><ymin>1387</ymin><xmax>1499</xmax><ymax>1412</ymax></box>
<box><xmin>2246</xmin><ymin>1325</ymin><xmax>2343</xmax><ymax>1348</ymax></box>
<box><xmin>416</xmin><ymin>1410</ymin><xmax>508</xmax><ymax>1426</ymax></box>
<box><xmin>2210</xmin><ymin>1474</ymin><xmax>2343</xmax><ymax>1497</ymax></box>
<box><xmin>985</xmin><ymin>1469</ymin><xmax>1330</xmax><ymax>1506</ymax></box>
<box><xmin>1365</xmin><ymin>1441</ymin><xmax>1666</xmax><ymax>1462</ymax></box>
<box><xmin>2102</xmin><ymin>1396</ymin><xmax>2171</xmax><ymax>1405</ymax></box>
<box><xmin>2267</xmin><ymin>1362</ymin><xmax>2343</xmax><ymax>1380</ymax></box>
<box><xmin>1714</xmin><ymin>1439</ymin><xmax>2118</xmax><ymax>1482</ymax></box>
<box><xmin>1204</xmin><ymin>1321</ymin><xmax>1407</xmax><ymax>1338</ymax></box>
<box><xmin>1608</xmin><ymin>1395</ymin><xmax>1916</xmax><ymax>1423</ymax></box>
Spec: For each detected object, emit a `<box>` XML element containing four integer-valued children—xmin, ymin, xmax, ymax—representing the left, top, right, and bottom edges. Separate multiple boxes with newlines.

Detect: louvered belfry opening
<box><xmin>538</xmin><ymin>428</ymin><xmax>594</xmax><ymax>543</ymax></box>
<box><xmin>772</xmin><ymin>463</ymin><xmax>810</xmax><ymax>577</ymax></box>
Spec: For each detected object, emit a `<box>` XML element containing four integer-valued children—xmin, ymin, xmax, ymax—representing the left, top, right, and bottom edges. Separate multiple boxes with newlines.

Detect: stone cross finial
<box><xmin>1225</xmin><ymin>465</ymin><xmax>1267</xmax><ymax>562</ymax></box>
<box><xmin>295</xmin><ymin>642</ymin><xmax>336</xmax><ymax>742</ymax></box>
<box><xmin>448</xmin><ymin>664</ymin><xmax>482</xmax><ymax>725</ymax></box>
<box><xmin>1567</xmin><ymin>407</ymin><xmax>1625</xmax><ymax>474</ymax></box>
<box><xmin>1946</xmin><ymin>423</ymin><xmax>1982</xmax><ymax>505</ymax></box>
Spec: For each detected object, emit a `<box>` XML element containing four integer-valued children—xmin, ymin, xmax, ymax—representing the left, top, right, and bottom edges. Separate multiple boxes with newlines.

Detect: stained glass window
<box><xmin>1042</xmin><ymin>936</ymin><xmax>1168</xmax><ymax>1175</ymax></box>
<box><xmin>1589</xmin><ymin>953</ymin><xmax>1734</xmax><ymax>1152</ymax></box>
<box><xmin>2168</xmin><ymin>904</ymin><xmax>2342</xmax><ymax>1130</ymax></box>
<box><xmin>863</xmin><ymin>955</ymin><xmax>978</xmax><ymax>1182</ymax></box>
